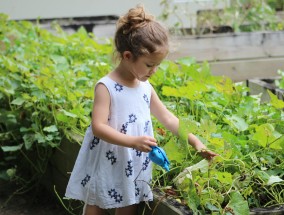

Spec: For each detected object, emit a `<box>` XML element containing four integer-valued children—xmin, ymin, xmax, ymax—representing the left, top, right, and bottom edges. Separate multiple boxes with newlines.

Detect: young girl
<box><xmin>65</xmin><ymin>5</ymin><xmax>217</xmax><ymax>215</ymax></box>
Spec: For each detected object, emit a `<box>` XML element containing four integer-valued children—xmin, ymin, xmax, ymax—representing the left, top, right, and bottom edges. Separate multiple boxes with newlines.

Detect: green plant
<box><xmin>267</xmin><ymin>0</ymin><xmax>284</xmax><ymax>11</ymax></box>
<box><xmin>150</xmin><ymin>58</ymin><xmax>284</xmax><ymax>214</ymax></box>
<box><xmin>0</xmin><ymin>13</ymin><xmax>113</xmax><ymax>198</ymax></box>
<box><xmin>222</xmin><ymin>0</ymin><xmax>282</xmax><ymax>32</ymax></box>
<box><xmin>275</xmin><ymin>69</ymin><xmax>284</xmax><ymax>90</ymax></box>
<box><xmin>159</xmin><ymin>0</ymin><xmax>283</xmax><ymax>35</ymax></box>
<box><xmin>1</xmin><ymin>14</ymin><xmax>283</xmax><ymax>215</ymax></box>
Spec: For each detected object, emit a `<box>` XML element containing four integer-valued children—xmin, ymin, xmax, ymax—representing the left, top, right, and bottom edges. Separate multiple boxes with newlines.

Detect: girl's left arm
<box><xmin>150</xmin><ymin>86</ymin><xmax>217</xmax><ymax>160</ymax></box>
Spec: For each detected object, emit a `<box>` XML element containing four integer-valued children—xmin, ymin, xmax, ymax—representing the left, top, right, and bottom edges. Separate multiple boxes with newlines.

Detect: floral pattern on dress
<box><xmin>142</xmin><ymin>157</ymin><xmax>150</xmax><ymax>171</ymax></box>
<box><xmin>125</xmin><ymin>160</ymin><xmax>133</xmax><ymax>177</ymax></box>
<box><xmin>120</xmin><ymin>122</ymin><xmax>128</xmax><ymax>134</ymax></box>
<box><xmin>133</xmin><ymin>149</ymin><xmax>142</xmax><ymax>157</ymax></box>
<box><xmin>106</xmin><ymin>150</ymin><xmax>117</xmax><ymax>165</ymax></box>
<box><xmin>143</xmin><ymin>94</ymin><xmax>150</xmax><ymax>108</ymax></box>
<box><xmin>108</xmin><ymin>189</ymin><xmax>123</xmax><ymax>203</ymax></box>
<box><xmin>90</xmin><ymin>136</ymin><xmax>100</xmax><ymax>150</ymax></box>
<box><xmin>81</xmin><ymin>174</ymin><xmax>91</xmax><ymax>187</ymax></box>
<box><xmin>135</xmin><ymin>182</ymin><xmax>140</xmax><ymax>196</ymax></box>
<box><xmin>119</xmin><ymin>114</ymin><xmax>137</xmax><ymax>134</ymax></box>
<box><xmin>128</xmin><ymin>114</ymin><xmax>137</xmax><ymax>123</ymax></box>
<box><xmin>114</xmin><ymin>83</ymin><xmax>123</xmax><ymax>92</ymax></box>
<box><xmin>144</xmin><ymin>120</ymin><xmax>150</xmax><ymax>133</ymax></box>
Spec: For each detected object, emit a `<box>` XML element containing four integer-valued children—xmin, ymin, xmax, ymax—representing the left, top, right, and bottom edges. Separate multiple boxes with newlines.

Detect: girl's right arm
<box><xmin>91</xmin><ymin>83</ymin><xmax>157</xmax><ymax>152</ymax></box>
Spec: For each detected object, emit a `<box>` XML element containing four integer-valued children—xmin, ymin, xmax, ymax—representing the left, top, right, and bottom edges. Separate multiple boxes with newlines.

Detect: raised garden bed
<box><xmin>108</xmin><ymin>189</ymin><xmax>193</xmax><ymax>215</ymax></box>
<box><xmin>45</xmin><ymin>137</ymin><xmax>194</xmax><ymax>215</ymax></box>
<box><xmin>49</xmin><ymin>137</ymin><xmax>284</xmax><ymax>215</ymax></box>
<box><xmin>247</xmin><ymin>77</ymin><xmax>284</xmax><ymax>102</ymax></box>
<box><xmin>168</xmin><ymin>31</ymin><xmax>284</xmax><ymax>81</ymax></box>
<box><xmin>1</xmin><ymin>15</ymin><xmax>283</xmax><ymax>215</ymax></box>
<box><xmin>250</xmin><ymin>205</ymin><xmax>284</xmax><ymax>215</ymax></box>
<box><xmin>27</xmin><ymin>17</ymin><xmax>284</xmax><ymax>82</ymax></box>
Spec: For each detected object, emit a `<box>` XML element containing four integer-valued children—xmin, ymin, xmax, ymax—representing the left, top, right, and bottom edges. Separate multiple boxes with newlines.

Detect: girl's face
<box><xmin>126</xmin><ymin>48</ymin><xmax>168</xmax><ymax>82</ymax></box>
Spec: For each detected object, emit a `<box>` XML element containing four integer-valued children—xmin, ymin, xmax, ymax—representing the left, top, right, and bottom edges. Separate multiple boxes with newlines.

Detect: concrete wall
<box><xmin>0</xmin><ymin>0</ymin><xmax>225</xmax><ymax>28</ymax></box>
<box><xmin>0</xmin><ymin>0</ymin><xmax>162</xmax><ymax>20</ymax></box>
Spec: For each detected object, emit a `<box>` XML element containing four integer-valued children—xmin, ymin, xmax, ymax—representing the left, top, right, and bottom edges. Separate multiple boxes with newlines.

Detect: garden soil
<box><xmin>0</xmin><ymin>183</ymin><xmax>69</xmax><ymax>215</ymax></box>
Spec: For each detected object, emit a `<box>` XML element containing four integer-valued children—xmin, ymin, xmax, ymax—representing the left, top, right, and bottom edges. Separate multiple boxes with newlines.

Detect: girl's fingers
<box><xmin>142</xmin><ymin>145</ymin><xmax>152</xmax><ymax>152</ymax></box>
<box><xmin>199</xmin><ymin>149</ymin><xmax>218</xmax><ymax>160</ymax></box>
<box><xmin>149</xmin><ymin>137</ymin><xmax>157</xmax><ymax>143</ymax></box>
<box><xmin>146</xmin><ymin>137</ymin><xmax>157</xmax><ymax>146</ymax></box>
<box><xmin>205</xmin><ymin>151</ymin><xmax>218</xmax><ymax>160</ymax></box>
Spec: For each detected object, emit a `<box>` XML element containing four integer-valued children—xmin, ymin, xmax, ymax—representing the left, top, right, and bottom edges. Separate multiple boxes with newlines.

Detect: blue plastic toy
<box><xmin>149</xmin><ymin>146</ymin><xmax>170</xmax><ymax>171</ymax></box>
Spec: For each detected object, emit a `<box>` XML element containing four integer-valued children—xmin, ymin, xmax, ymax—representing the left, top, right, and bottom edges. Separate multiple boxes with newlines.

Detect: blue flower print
<box><xmin>119</xmin><ymin>115</ymin><xmax>136</xmax><ymax>134</ymax></box>
<box><xmin>108</xmin><ymin>189</ymin><xmax>123</xmax><ymax>203</ymax></box>
<box><xmin>133</xmin><ymin>149</ymin><xmax>142</xmax><ymax>157</ymax></box>
<box><xmin>144</xmin><ymin>120</ymin><xmax>150</xmax><ymax>133</ymax></box>
<box><xmin>142</xmin><ymin>157</ymin><xmax>150</xmax><ymax>171</ymax></box>
<box><xmin>143</xmin><ymin>94</ymin><xmax>150</xmax><ymax>108</ymax></box>
<box><xmin>128</xmin><ymin>114</ymin><xmax>137</xmax><ymax>123</ymax></box>
<box><xmin>135</xmin><ymin>182</ymin><xmax>140</xmax><ymax>196</ymax></box>
<box><xmin>115</xmin><ymin>194</ymin><xmax>123</xmax><ymax>203</ymax></box>
<box><xmin>114</xmin><ymin>83</ymin><xmax>123</xmax><ymax>92</ymax></box>
<box><xmin>120</xmin><ymin>122</ymin><xmax>128</xmax><ymax>134</ymax></box>
<box><xmin>81</xmin><ymin>174</ymin><xmax>91</xmax><ymax>187</ymax></box>
<box><xmin>106</xmin><ymin>150</ymin><xmax>117</xmax><ymax>165</ymax></box>
<box><xmin>125</xmin><ymin>160</ymin><xmax>133</xmax><ymax>177</ymax></box>
<box><xmin>90</xmin><ymin>136</ymin><xmax>100</xmax><ymax>150</ymax></box>
<box><xmin>108</xmin><ymin>189</ymin><xmax>117</xmax><ymax>198</ymax></box>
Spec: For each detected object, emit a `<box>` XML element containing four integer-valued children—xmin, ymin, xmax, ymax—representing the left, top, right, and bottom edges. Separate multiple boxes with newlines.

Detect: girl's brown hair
<box><xmin>114</xmin><ymin>5</ymin><xmax>169</xmax><ymax>60</ymax></box>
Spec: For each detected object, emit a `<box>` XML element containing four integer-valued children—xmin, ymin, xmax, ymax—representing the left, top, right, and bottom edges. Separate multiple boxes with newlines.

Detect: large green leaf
<box><xmin>173</xmin><ymin>159</ymin><xmax>209</xmax><ymax>185</ymax></box>
<box><xmin>11</xmin><ymin>97</ymin><xmax>25</xmax><ymax>105</ymax></box>
<box><xmin>163</xmin><ymin>138</ymin><xmax>186</xmax><ymax>163</ymax></box>
<box><xmin>43</xmin><ymin>125</ymin><xmax>58</xmax><ymax>132</ymax></box>
<box><xmin>268</xmin><ymin>90</ymin><xmax>284</xmax><ymax>109</ymax></box>
<box><xmin>178</xmin><ymin>117</ymin><xmax>199</xmax><ymax>143</ymax></box>
<box><xmin>213</xmin><ymin>170</ymin><xmax>233</xmax><ymax>185</ymax></box>
<box><xmin>252</xmin><ymin>123</ymin><xmax>278</xmax><ymax>148</ymax></box>
<box><xmin>223</xmin><ymin>115</ymin><xmax>248</xmax><ymax>132</ymax></box>
<box><xmin>186</xmin><ymin>186</ymin><xmax>200</xmax><ymax>213</ymax></box>
<box><xmin>267</xmin><ymin>175</ymin><xmax>284</xmax><ymax>185</ymax></box>
<box><xmin>1</xmin><ymin>144</ymin><xmax>23</xmax><ymax>152</ymax></box>
<box><xmin>23</xmin><ymin>133</ymin><xmax>35</xmax><ymax>150</ymax></box>
<box><xmin>226</xmin><ymin>191</ymin><xmax>250</xmax><ymax>215</ymax></box>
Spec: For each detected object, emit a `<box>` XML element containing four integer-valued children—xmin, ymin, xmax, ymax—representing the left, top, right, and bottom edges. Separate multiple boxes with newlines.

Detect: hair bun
<box><xmin>117</xmin><ymin>5</ymin><xmax>154</xmax><ymax>34</ymax></box>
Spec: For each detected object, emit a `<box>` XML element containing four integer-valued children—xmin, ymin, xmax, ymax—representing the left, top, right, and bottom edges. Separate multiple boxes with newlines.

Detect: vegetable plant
<box><xmin>0</xmin><ymin>13</ymin><xmax>112</xmax><ymax>199</ymax></box>
<box><xmin>151</xmin><ymin>58</ymin><xmax>284</xmax><ymax>214</ymax></box>
<box><xmin>159</xmin><ymin>0</ymin><xmax>284</xmax><ymax>35</ymax></box>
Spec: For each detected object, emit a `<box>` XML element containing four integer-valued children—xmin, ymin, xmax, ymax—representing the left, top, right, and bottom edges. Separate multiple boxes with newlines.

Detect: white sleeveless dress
<box><xmin>65</xmin><ymin>76</ymin><xmax>154</xmax><ymax>209</ymax></box>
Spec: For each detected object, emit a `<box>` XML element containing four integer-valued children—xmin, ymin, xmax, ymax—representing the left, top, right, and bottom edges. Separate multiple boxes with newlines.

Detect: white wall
<box><xmin>0</xmin><ymin>0</ymin><xmax>162</xmax><ymax>20</ymax></box>
<box><xmin>0</xmin><ymin>0</ymin><xmax>226</xmax><ymax>28</ymax></box>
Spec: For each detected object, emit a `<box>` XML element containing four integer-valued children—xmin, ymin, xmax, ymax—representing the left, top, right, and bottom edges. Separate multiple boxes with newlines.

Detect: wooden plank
<box><xmin>208</xmin><ymin>57</ymin><xmax>284</xmax><ymax>81</ymax></box>
<box><xmin>247</xmin><ymin>78</ymin><xmax>284</xmax><ymax>102</ymax></box>
<box><xmin>248</xmin><ymin>81</ymin><xmax>272</xmax><ymax>103</ymax></box>
<box><xmin>168</xmin><ymin>31</ymin><xmax>284</xmax><ymax>61</ymax></box>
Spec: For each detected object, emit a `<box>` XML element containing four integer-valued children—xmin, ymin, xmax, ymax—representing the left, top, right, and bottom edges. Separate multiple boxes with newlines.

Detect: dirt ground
<box><xmin>0</xmin><ymin>184</ymin><xmax>70</xmax><ymax>215</ymax></box>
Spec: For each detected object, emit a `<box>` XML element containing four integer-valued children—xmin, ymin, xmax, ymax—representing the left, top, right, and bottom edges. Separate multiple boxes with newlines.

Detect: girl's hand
<box><xmin>198</xmin><ymin>148</ymin><xmax>218</xmax><ymax>160</ymax></box>
<box><xmin>132</xmin><ymin>136</ymin><xmax>157</xmax><ymax>152</ymax></box>
<box><xmin>188</xmin><ymin>133</ymin><xmax>218</xmax><ymax>160</ymax></box>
